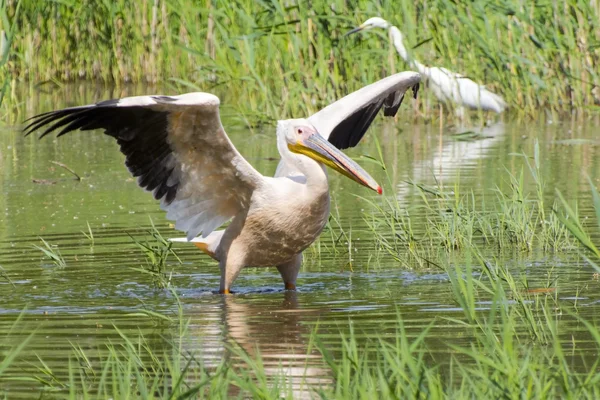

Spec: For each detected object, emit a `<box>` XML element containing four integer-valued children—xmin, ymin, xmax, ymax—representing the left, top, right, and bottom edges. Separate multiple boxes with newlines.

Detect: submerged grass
<box><xmin>0</xmin><ymin>265</ymin><xmax>14</xmax><ymax>287</ymax></box>
<box><xmin>3</xmin><ymin>0</ymin><xmax>600</xmax><ymax>119</ymax></box>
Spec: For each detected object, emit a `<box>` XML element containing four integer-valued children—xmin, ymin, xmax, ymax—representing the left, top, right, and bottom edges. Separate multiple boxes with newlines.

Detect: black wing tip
<box><xmin>23</xmin><ymin>107</ymin><xmax>90</xmax><ymax>138</ymax></box>
<box><xmin>24</xmin><ymin>99</ymin><xmax>124</xmax><ymax>137</ymax></box>
<box><xmin>382</xmin><ymin>82</ymin><xmax>420</xmax><ymax>118</ymax></box>
<box><xmin>23</xmin><ymin>100</ymin><xmax>181</xmax><ymax>207</ymax></box>
<box><xmin>22</xmin><ymin>111</ymin><xmax>59</xmax><ymax>137</ymax></box>
<box><xmin>383</xmin><ymin>99</ymin><xmax>401</xmax><ymax>117</ymax></box>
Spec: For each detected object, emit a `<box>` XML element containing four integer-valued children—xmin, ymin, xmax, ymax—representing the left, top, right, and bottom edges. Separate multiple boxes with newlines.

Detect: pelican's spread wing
<box><xmin>308</xmin><ymin>71</ymin><xmax>420</xmax><ymax>150</ymax></box>
<box><xmin>24</xmin><ymin>93</ymin><xmax>263</xmax><ymax>240</ymax></box>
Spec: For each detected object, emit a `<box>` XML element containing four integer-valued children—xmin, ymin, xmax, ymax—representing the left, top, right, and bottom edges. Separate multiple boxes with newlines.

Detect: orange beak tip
<box><xmin>377</xmin><ymin>186</ymin><xmax>383</xmax><ymax>195</ymax></box>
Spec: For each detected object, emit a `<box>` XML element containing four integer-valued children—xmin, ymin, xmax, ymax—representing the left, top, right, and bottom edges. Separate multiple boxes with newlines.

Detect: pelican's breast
<box><xmin>234</xmin><ymin>181</ymin><xmax>331</xmax><ymax>267</ymax></box>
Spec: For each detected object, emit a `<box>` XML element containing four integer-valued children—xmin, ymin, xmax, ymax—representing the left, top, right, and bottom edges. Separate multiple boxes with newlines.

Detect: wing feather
<box><xmin>308</xmin><ymin>71</ymin><xmax>421</xmax><ymax>150</ymax></box>
<box><xmin>275</xmin><ymin>71</ymin><xmax>421</xmax><ymax>178</ymax></box>
<box><xmin>24</xmin><ymin>92</ymin><xmax>263</xmax><ymax>239</ymax></box>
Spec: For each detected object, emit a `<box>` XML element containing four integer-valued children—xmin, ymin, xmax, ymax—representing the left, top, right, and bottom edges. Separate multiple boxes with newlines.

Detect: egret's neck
<box><xmin>389</xmin><ymin>27</ymin><xmax>408</xmax><ymax>61</ymax></box>
<box><xmin>389</xmin><ymin>26</ymin><xmax>427</xmax><ymax>75</ymax></box>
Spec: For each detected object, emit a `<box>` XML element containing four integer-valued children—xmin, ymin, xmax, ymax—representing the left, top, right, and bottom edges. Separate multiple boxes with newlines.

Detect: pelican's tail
<box><xmin>169</xmin><ymin>230</ymin><xmax>224</xmax><ymax>261</ymax></box>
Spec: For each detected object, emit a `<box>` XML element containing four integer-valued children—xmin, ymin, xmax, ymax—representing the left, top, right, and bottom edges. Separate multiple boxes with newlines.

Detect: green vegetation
<box><xmin>34</xmin><ymin>237</ymin><xmax>67</xmax><ymax>268</ymax></box>
<box><xmin>556</xmin><ymin>176</ymin><xmax>600</xmax><ymax>260</ymax></box>
<box><xmin>130</xmin><ymin>219</ymin><xmax>182</xmax><ymax>288</ymax></box>
<box><xmin>0</xmin><ymin>265</ymin><xmax>14</xmax><ymax>287</ymax></box>
<box><xmin>0</xmin><ymin>0</ymin><xmax>21</xmax><ymax>111</ymax></box>
<box><xmin>363</xmin><ymin>140</ymin><xmax>575</xmax><ymax>267</ymax></box>
<box><xmin>3</xmin><ymin>0</ymin><xmax>600</xmax><ymax>120</ymax></box>
<box><xmin>81</xmin><ymin>221</ymin><xmax>94</xmax><ymax>246</ymax></box>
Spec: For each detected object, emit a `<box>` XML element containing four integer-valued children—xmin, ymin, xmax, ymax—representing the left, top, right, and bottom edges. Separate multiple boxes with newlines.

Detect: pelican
<box><xmin>24</xmin><ymin>71</ymin><xmax>420</xmax><ymax>294</ymax></box>
<box><xmin>346</xmin><ymin>17</ymin><xmax>507</xmax><ymax>117</ymax></box>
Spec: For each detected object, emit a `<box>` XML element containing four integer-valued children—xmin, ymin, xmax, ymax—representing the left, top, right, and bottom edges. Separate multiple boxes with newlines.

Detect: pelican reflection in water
<box><xmin>25</xmin><ymin>72</ymin><xmax>420</xmax><ymax>293</ymax></box>
<box><xmin>184</xmin><ymin>292</ymin><xmax>331</xmax><ymax>398</ymax></box>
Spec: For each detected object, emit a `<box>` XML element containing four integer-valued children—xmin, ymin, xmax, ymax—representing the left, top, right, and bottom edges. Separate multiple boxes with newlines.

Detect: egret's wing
<box><xmin>24</xmin><ymin>93</ymin><xmax>263</xmax><ymax>240</ymax></box>
<box><xmin>433</xmin><ymin>67</ymin><xmax>507</xmax><ymax>113</ymax></box>
<box><xmin>308</xmin><ymin>71</ymin><xmax>421</xmax><ymax>150</ymax></box>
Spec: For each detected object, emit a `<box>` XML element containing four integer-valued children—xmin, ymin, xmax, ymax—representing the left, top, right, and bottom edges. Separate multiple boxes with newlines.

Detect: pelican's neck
<box><xmin>389</xmin><ymin>26</ymin><xmax>427</xmax><ymax>75</ymax></box>
<box><xmin>297</xmin><ymin>157</ymin><xmax>329</xmax><ymax>192</ymax></box>
<box><xmin>280</xmin><ymin>153</ymin><xmax>330</xmax><ymax>193</ymax></box>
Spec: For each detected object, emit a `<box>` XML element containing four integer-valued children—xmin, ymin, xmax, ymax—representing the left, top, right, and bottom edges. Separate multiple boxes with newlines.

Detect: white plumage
<box><xmin>347</xmin><ymin>17</ymin><xmax>507</xmax><ymax>117</ymax></box>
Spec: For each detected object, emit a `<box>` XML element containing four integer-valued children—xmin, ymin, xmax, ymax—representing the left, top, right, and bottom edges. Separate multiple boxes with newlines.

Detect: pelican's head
<box><xmin>345</xmin><ymin>17</ymin><xmax>390</xmax><ymax>36</ymax></box>
<box><xmin>277</xmin><ymin>119</ymin><xmax>382</xmax><ymax>194</ymax></box>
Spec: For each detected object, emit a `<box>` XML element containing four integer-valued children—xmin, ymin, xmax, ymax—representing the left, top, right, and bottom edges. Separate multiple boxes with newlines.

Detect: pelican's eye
<box><xmin>294</xmin><ymin>126</ymin><xmax>314</xmax><ymax>140</ymax></box>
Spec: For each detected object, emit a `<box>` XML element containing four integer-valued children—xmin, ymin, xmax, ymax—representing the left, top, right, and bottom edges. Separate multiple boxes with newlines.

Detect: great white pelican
<box><xmin>24</xmin><ymin>71</ymin><xmax>420</xmax><ymax>294</ymax></box>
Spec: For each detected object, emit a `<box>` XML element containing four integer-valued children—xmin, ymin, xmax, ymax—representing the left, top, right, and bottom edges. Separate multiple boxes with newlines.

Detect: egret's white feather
<box><xmin>355</xmin><ymin>18</ymin><xmax>506</xmax><ymax>115</ymax></box>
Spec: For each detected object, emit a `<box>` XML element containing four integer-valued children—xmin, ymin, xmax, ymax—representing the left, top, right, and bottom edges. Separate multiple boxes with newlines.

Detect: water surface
<box><xmin>1</xmin><ymin>86</ymin><xmax>600</xmax><ymax>396</ymax></box>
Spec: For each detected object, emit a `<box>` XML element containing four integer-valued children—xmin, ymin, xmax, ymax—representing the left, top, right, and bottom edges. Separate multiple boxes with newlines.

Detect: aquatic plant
<box><xmin>130</xmin><ymin>219</ymin><xmax>182</xmax><ymax>289</ymax></box>
<box><xmin>80</xmin><ymin>221</ymin><xmax>94</xmax><ymax>247</ymax></box>
<box><xmin>365</xmin><ymin>141</ymin><xmax>575</xmax><ymax>264</ymax></box>
<box><xmin>556</xmin><ymin>177</ymin><xmax>600</xmax><ymax>260</ymax></box>
<box><xmin>0</xmin><ymin>0</ymin><xmax>21</xmax><ymax>117</ymax></box>
<box><xmin>360</xmin><ymin>138</ymin><xmax>430</xmax><ymax>269</ymax></box>
<box><xmin>4</xmin><ymin>0</ymin><xmax>600</xmax><ymax>120</ymax></box>
<box><xmin>0</xmin><ymin>311</ymin><xmax>34</xmax><ymax>378</ymax></box>
<box><xmin>33</xmin><ymin>237</ymin><xmax>67</xmax><ymax>268</ymax></box>
<box><xmin>0</xmin><ymin>265</ymin><xmax>14</xmax><ymax>287</ymax></box>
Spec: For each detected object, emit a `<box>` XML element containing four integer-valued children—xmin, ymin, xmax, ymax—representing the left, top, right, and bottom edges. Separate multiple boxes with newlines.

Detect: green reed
<box><xmin>4</xmin><ymin>0</ymin><xmax>600</xmax><ymax>120</ymax></box>
<box><xmin>0</xmin><ymin>0</ymin><xmax>21</xmax><ymax>112</ymax></box>
<box><xmin>556</xmin><ymin>176</ymin><xmax>600</xmax><ymax>259</ymax></box>
<box><xmin>360</xmin><ymin>137</ymin><xmax>429</xmax><ymax>269</ymax></box>
<box><xmin>82</xmin><ymin>222</ymin><xmax>95</xmax><ymax>247</ymax></box>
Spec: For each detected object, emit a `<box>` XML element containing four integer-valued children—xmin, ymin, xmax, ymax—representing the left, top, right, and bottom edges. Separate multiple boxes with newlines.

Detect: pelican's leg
<box><xmin>277</xmin><ymin>253</ymin><xmax>302</xmax><ymax>291</ymax></box>
<box><xmin>219</xmin><ymin>256</ymin><xmax>245</xmax><ymax>295</ymax></box>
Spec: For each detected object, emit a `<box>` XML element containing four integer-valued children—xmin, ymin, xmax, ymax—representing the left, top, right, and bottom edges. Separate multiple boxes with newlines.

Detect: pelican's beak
<box><xmin>288</xmin><ymin>132</ymin><xmax>382</xmax><ymax>194</ymax></box>
<box><xmin>344</xmin><ymin>24</ymin><xmax>365</xmax><ymax>37</ymax></box>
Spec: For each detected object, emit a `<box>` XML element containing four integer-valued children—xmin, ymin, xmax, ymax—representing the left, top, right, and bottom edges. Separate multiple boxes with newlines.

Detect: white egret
<box><xmin>25</xmin><ymin>71</ymin><xmax>420</xmax><ymax>294</ymax></box>
<box><xmin>347</xmin><ymin>17</ymin><xmax>507</xmax><ymax>117</ymax></box>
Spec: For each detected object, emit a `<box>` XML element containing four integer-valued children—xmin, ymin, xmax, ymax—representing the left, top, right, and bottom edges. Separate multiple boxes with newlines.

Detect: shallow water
<box><xmin>1</xmin><ymin>86</ymin><xmax>600</xmax><ymax>396</ymax></box>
